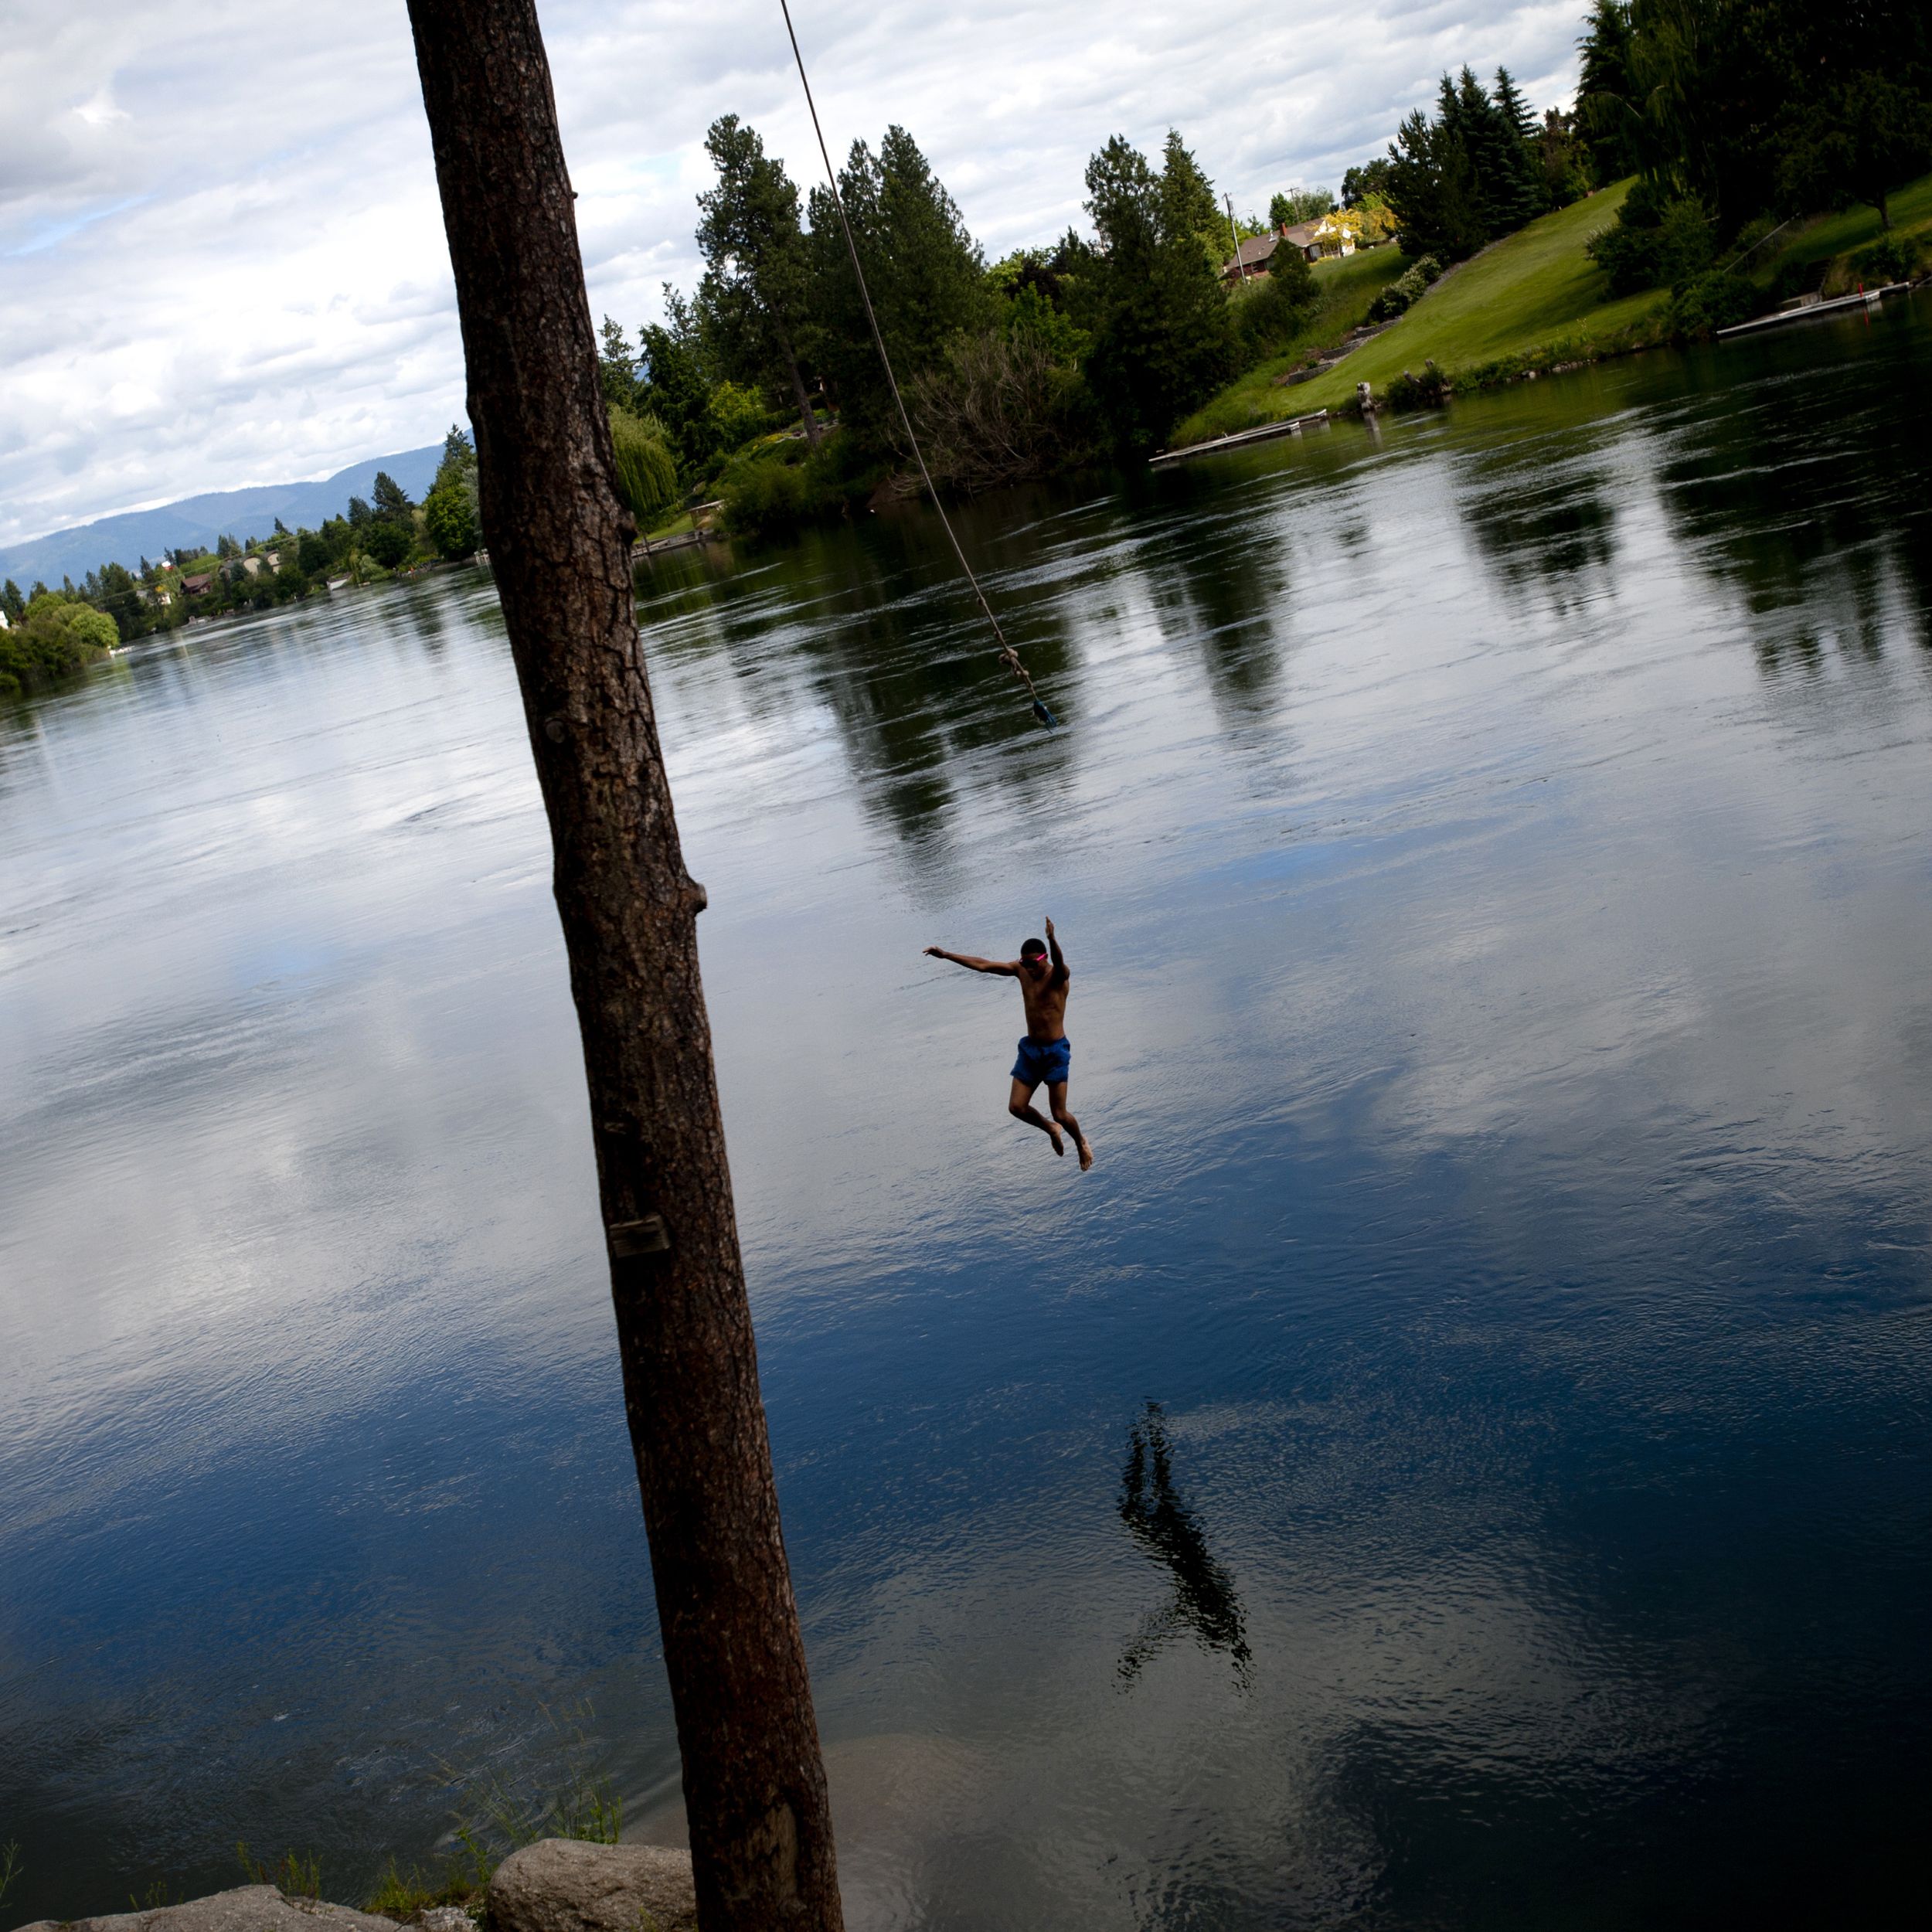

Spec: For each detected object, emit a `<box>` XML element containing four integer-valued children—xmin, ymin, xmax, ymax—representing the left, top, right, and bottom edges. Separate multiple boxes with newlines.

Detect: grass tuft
<box><xmin>236</xmin><ymin>1841</ymin><xmax>322</xmax><ymax>1897</ymax></box>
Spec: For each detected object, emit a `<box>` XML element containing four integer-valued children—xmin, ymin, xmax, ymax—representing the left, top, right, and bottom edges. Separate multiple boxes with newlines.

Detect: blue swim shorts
<box><xmin>1012</xmin><ymin>1034</ymin><xmax>1072</xmax><ymax>1087</ymax></box>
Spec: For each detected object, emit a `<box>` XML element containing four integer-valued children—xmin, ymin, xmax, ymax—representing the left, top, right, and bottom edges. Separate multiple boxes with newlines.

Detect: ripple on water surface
<box><xmin>2</xmin><ymin>307</ymin><xmax>1931</xmax><ymax>1927</ymax></box>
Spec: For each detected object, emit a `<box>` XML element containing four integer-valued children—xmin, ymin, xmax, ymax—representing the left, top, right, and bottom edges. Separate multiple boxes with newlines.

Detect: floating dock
<box><xmin>1151</xmin><ymin>410</ymin><xmax>1330</xmax><ymax>468</ymax></box>
<box><xmin>1717</xmin><ymin>283</ymin><xmax>1912</xmax><ymax>340</ymax></box>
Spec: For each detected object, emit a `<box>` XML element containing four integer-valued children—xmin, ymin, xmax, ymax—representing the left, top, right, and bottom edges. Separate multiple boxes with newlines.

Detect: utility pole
<box><xmin>402</xmin><ymin>5</ymin><xmax>844</xmax><ymax>1928</ymax></box>
<box><xmin>1225</xmin><ymin>191</ymin><xmax>1248</xmax><ymax>282</ymax></box>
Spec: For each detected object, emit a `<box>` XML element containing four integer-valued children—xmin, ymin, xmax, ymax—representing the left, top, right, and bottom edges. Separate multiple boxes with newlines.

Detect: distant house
<box><xmin>264</xmin><ymin>550</ymin><xmax>282</xmax><ymax>570</ymax></box>
<box><xmin>1220</xmin><ymin>231</ymin><xmax>1283</xmax><ymax>284</ymax></box>
<box><xmin>182</xmin><ymin>572</ymin><xmax>213</xmax><ymax>595</ymax></box>
<box><xmin>240</xmin><ymin>554</ymin><xmax>266</xmax><ymax>577</ymax></box>
<box><xmin>1225</xmin><ymin>216</ymin><xmax>1359</xmax><ymax>281</ymax></box>
<box><xmin>0</xmin><ymin>607</ymin><xmax>9</xmax><ymax>630</ymax></box>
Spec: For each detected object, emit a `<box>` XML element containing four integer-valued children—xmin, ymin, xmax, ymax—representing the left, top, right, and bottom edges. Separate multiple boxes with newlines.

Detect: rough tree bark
<box><xmin>403</xmin><ymin>5</ymin><xmax>843</xmax><ymax>1927</ymax></box>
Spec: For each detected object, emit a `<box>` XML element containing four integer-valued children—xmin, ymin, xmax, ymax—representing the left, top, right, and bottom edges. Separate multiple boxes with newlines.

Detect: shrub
<box><xmin>1367</xmin><ymin>256</ymin><xmax>1442</xmax><ymax>321</ymax></box>
<box><xmin>1668</xmin><ymin>270</ymin><xmax>1761</xmax><ymax>337</ymax></box>
<box><xmin>707</xmin><ymin>382</ymin><xmax>787</xmax><ymax>461</ymax></box>
<box><xmin>1851</xmin><ymin>233</ymin><xmax>1923</xmax><ymax>284</ymax></box>
<box><xmin>363</xmin><ymin>519</ymin><xmax>414</xmax><ymax>569</ymax></box>
<box><xmin>422</xmin><ymin>478</ymin><xmax>481</xmax><ymax>560</ymax></box>
<box><xmin>608</xmin><ymin>409</ymin><xmax>680</xmax><ymax>529</ymax></box>
<box><xmin>1233</xmin><ymin>254</ymin><xmax>1319</xmax><ymax>355</ymax></box>
<box><xmin>907</xmin><ymin>326</ymin><xmax>1100</xmax><ymax>492</ymax></box>
<box><xmin>1386</xmin><ymin>362</ymin><xmax>1450</xmax><ymax>410</ymax></box>
<box><xmin>1</xmin><ymin>592</ymin><xmax>117</xmax><ymax>696</ymax></box>
<box><xmin>1589</xmin><ymin>190</ymin><xmax>1713</xmax><ymax>296</ymax></box>
<box><xmin>1770</xmin><ymin>252</ymin><xmax>1831</xmax><ymax>304</ymax></box>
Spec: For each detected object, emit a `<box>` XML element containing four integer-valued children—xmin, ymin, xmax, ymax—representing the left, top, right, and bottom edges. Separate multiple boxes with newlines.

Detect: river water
<box><xmin>4</xmin><ymin>301</ymin><xmax>1930</xmax><ymax>1928</ymax></box>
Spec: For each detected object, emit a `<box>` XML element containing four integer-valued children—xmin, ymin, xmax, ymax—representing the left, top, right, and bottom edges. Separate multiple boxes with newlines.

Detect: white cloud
<box><xmin>0</xmin><ymin>0</ymin><xmax>1586</xmax><ymax>548</ymax></box>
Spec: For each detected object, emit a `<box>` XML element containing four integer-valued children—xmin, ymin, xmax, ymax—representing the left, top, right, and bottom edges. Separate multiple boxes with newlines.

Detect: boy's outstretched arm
<box><xmin>1045</xmin><ymin>916</ymin><xmax>1069</xmax><ymax>983</ymax></box>
<box><xmin>924</xmin><ymin>946</ymin><xmax>1017</xmax><ymax>976</ymax></box>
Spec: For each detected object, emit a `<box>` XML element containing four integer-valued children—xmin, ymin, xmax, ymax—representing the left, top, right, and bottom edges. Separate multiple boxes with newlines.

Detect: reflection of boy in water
<box><xmin>1119</xmin><ymin>1401</ymin><xmax>1250</xmax><ymax>1683</ymax></box>
<box><xmin>924</xmin><ymin>915</ymin><xmax>1094</xmax><ymax>1170</ymax></box>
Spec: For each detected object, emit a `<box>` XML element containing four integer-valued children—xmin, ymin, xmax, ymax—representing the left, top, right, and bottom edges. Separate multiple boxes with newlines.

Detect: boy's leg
<box><xmin>1048</xmin><ymin>1080</ymin><xmax>1094</xmax><ymax>1170</ymax></box>
<box><xmin>1009</xmin><ymin>1077</ymin><xmax>1064</xmax><ymax>1154</ymax></box>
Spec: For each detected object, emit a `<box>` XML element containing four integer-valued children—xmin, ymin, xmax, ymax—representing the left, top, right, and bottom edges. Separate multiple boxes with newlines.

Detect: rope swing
<box><xmin>777</xmin><ymin>0</ymin><xmax>1059</xmax><ymax>730</ymax></box>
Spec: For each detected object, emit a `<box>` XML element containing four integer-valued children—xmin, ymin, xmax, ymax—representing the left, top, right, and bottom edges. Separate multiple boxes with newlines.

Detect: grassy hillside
<box><xmin>1181</xmin><ymin>246</ymin><xmax>1411</xmax><ymax>443</ymax></box>
<box><xmin>1172</xmin><ymin>182</ymin><xmax>1665</xmax><ymax>444</ymax></box>
<box><xmin>1750</xmin><ymin>172</ymin><xmax>1932</xmax><ymax>285</ymax></box>
<box><xmin>1172</xmin><ymin>169</ymin><xmax>1932</xmax><ymax>449</ymax></box>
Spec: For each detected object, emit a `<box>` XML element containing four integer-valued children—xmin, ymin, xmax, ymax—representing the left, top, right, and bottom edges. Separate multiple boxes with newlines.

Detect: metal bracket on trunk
<box><xmin>607</xmin><ymin>1213</ymin><xmax>670</xmax><ymax>1257</ymax></box>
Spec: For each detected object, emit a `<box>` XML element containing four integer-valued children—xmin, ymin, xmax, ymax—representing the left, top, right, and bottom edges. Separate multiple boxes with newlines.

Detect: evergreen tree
<box><xmin>1577</xmin><ymin>0</ymin><xmax>1642</xmax><ymax>184</ymax></box>
<box><xmin>1493</xmin><ymin>68</ymin><xmax>1538</xmax><ymax>146</ymax></box>
<box><xmin>639</xmin><ymin>287</ymin><xmax>721</xmax><ymax>476</ymax></box>
<box><xmin>372</xmin><ymin>471</ymin><xmax>415</xmax><ymax>522</ymax></box>
<box><xmin>1386</xmin><ymin>104</ymin><xmax>1487</xmax><ymax>260</ymax></box>
<box><xmin>805</xmin><ymin>124</ymin><xmax>990</xmax><ymax>445</ymax></box>
<box><xmin>1492</xmin><ymin>68</ymin><xmax>1550</xmax><ymax>224</ymax></box>
<box><xmin>696</xmin><ymin>114</ymin><xmax>821</xmax><ymax>444</ymax></box>
<box><xmin>1078</xmin><ymin>132</ymin><xmax>1236</xmax><ymax>451</ymax></box>
<box><xmin>598</xmin><ymin>315</ymin><xmax>640</xmax><ymax>411</ymax></box>
<box><xmin>1161</xmin><ymin>127</ymin><xmax>1223</xmax><ymax>264</ymax></box>
<box><xmin>347</xmin><ymin>496</ymin><xmax>373</xmax><ymax>528</ymax></box>
<box><xmin>2</xmin><ymin>579</ymin><xmax>26</xmax><ymax>624</ymax></box>
<box><xmin>1341</xmin><ymin>159</ymin><xmax>1393</xmax><ymax>206</ymax></box>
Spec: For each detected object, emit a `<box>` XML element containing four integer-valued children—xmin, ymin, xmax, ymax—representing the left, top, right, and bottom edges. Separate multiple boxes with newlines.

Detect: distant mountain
<box><xmin>0</xmin><ymin>445</ymin><xmax>447</xmax><ymax>589</ymax></box>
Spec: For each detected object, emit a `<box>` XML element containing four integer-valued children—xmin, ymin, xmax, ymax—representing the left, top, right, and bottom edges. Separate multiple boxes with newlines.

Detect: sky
<box><xmin>0</xmin><ymin>0</ymin><xmax>1587</xmax><ymax>549</ymax></box>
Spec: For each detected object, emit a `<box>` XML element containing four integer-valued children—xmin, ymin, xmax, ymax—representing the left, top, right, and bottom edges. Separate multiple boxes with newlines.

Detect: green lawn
<box><xmin>1171</xmin><ymin>245</ymin><xmax>1412</xmax><ymax>444</ymax></box>
<box><xmin>1171</xmin><ymin>169</ymin><xmax>1932</xmax><ymax>447</ymax></box>
<box><xmin>1174</xmin><ymin>181</ymin><xmax>1668</xmax><ymax>441</ymax></box>
<box><xmin>1750</xmin><ymin>171</ymin><xmax>1932</xmax><ymax>282</ymax></box>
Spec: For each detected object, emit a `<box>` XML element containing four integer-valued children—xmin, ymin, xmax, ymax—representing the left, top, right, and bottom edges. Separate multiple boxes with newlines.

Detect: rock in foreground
<box><xmin>488</xmin><ymin>1839</ymin><xmax>699</xmax><ymax>1932</ymax></box>
<box><xmin>12</xmin><ymin>1885</ymin><xmax>399</xmax><ymax>1932</ymax></box>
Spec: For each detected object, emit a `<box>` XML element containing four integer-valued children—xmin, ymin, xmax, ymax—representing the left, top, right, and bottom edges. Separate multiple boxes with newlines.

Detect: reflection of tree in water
<box><xmin>1117</xmin><ymin>1401</ymin><xmax>1250</xmax><ymax>1685</ymax></box>
<box><xmin>1139</xmin><ymin>504</ymin><xmax>1288</xmax><ymax>726</ymax></box>
<box><xmin>647</xmin><ymin>507</ymin><xmax>1083</xmax><ymax>862</ymax></box>
<box><xmin>1455</xmin><ymin>427</ymin><xmax>1621</xmax><ymax>616</ymax></box>
<box><xmin>1655</xmin><ymin>321</ymin><xmax>1932</xmax><ymax>665</ymax></box>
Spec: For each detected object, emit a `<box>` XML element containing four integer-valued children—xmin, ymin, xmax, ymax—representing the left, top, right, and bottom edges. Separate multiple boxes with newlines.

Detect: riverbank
<box><xmin>9</xmin><ymin>1840</ymin><xmax>696</xmax><ymax>1932</ymax></box>
<box><xmin>1169</xmin><ymin>168</ymin><xmax>1932</xmax><ymax>443</ymax></box>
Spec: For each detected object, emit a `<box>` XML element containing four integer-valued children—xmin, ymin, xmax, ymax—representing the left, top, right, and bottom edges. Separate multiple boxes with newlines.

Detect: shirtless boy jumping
<box><xmin>925</xmin><ymin>916</ymin><xmax>1094</xmax><ymax>1170</ymax></box>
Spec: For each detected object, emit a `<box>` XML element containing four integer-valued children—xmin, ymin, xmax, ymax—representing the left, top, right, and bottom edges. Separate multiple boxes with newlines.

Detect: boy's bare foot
<box><xmin>1077</xmin><ymin>1137</ymin><xmax>1094</xmax><ymax>1172</ymax></box>
<box><xmin>1049</xmin><ymin>1124</ymin><xmax>1066</xmax><ymax>1157</ymax></box>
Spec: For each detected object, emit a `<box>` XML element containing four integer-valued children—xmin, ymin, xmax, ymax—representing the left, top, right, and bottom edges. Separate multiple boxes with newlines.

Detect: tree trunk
<box><xmin>773</xmin><ymin>315</ymin><xmax>821</xmax><ymax>447</ymax></box>
<box><xmin>403</xmin><ymin>6</ymin><xmax>843</xmax><ymax>1928</ymax></box>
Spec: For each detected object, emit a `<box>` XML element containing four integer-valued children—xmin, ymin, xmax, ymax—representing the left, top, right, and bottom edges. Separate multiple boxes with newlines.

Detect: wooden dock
<box><xmin>1717</xmin><ymin>283</ymin><xmax>1911</xmax><ymax>340</ymax></box>
<box><xmin>1151</xmin><ymin>410</ymin><xmax>1330</xmax><ymax>468</ymax></box>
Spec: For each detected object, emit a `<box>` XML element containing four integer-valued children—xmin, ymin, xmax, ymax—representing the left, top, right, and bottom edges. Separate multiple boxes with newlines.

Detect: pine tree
<box><xmin>696</xmin><ymin>114</ymin><xmax>821</xmax><ymax>444</ymax></box>
<box><xmin>597</xmin><ymin>315</ymin><xmax>640</xmax><ymax>411</ymax></box>
<box><xmin>1079</xmin><ymin>132</ymin><xmax>1236</xmax><ymax>451</ymax></box>
<box><xmin>805</xmin><ymin>124</ymin><xmax>988</xmax><ymax>446</ymax></box>
<box><xmin>1492</xmin><ymin>68</ymin><xmax>1550</xmax><ymax>225</ymax></box>
<box><xmin>1161</xmin><ymin>127</ymin><xmax>1223</xmax><ymax>264</ymax></box>
<box><xmin>638</xmin><ymin>287</ymin><xmax>718</xmax><ymax>476</ymax></box>
<box><xmin>372</xmin><ymin>471</ymin><xmax>415</xmax><ymax>522</ymax></box>
<box><xmin>1386</xmin><ymin>100</ymin><xmax>1488</xmax><ymax>260</ymax></box>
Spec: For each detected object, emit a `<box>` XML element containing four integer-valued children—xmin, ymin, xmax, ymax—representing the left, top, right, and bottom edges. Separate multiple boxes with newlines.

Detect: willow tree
<box><xmin>402</xmin><ymin>4</ymin><xmax>844</xmax><ymax>1927</ymax></box>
